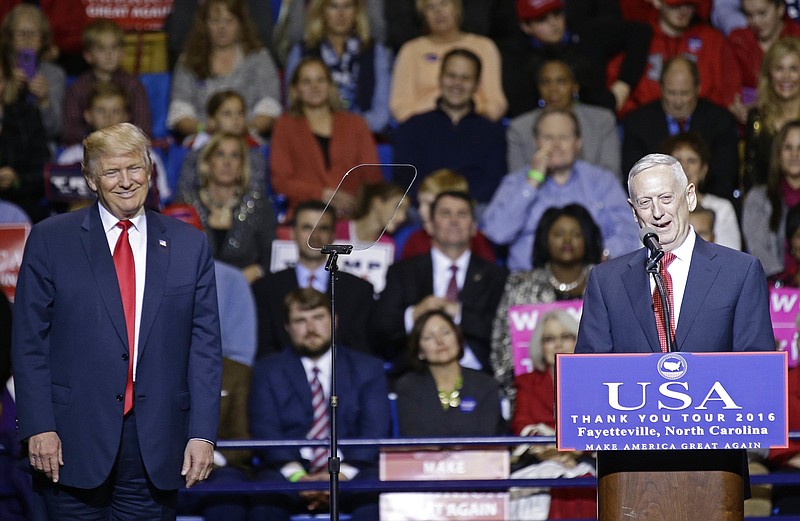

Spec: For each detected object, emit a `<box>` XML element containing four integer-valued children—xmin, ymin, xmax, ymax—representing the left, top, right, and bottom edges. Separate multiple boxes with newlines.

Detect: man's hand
<box><xmin>411</xmin><ymin>295</ymin><xmax>450</xmax><ymax>321</ymax></box>
<box><xmin>528</xmin><ymin>145</ymin><xmax>551</xmax><ymax>188</ymax></box>
<box><xmin>298</xmin><ymin>471</ymin><xmax>330</xmax><ymax>511</ymax></box>
<box><xmin>182</xmin><ymin>439</ymin><xmax>214</xmax><ymax>488</ymax></box>
<box><xmin>28</xmin><ymin>431</ymin><xmax>63</xmax><ymax>482</ymax></box>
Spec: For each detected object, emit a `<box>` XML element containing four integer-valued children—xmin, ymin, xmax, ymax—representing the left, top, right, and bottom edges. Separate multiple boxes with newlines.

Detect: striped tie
<box><xmin>653</xmin><ymin>252</ymin><xmax>676</xmax><ymax>353</ymax></box>
<box><xmin>308</xmin><ymin>366</ymin><xmax>329</xmax><ymax>472</ymax></box>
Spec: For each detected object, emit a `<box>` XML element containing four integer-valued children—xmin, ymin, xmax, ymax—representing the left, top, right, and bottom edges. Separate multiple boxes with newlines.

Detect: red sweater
<box><xmin>270</xmin><ymin>111</ymin><xmax>381</xmax><ymax>215</ymax></box>
<box><xmin>613</xmin><ymin>22</ymin><xmax>738</xmax><ymax>116</ymax></box>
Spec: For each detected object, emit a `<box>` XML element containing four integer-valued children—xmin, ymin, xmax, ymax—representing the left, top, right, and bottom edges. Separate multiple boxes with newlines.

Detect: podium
<box><xmin>555</xmin><ymin>352</ymin><xmax>788</xmax><ymax>521</ymax></box>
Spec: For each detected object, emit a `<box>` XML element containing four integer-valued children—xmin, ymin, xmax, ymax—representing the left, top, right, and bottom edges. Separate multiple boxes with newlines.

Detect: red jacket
<box><xmin>614</xmin><ymin>22</ymin><xmax>738</xmax><ymax>116</ymax></box>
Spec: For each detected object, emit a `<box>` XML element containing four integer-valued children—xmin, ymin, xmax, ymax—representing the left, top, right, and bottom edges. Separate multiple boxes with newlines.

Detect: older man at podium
<box><xmin>575</xmin><ymin>153</ymin><xmax>774</xmax><ymax>520</ymax></box>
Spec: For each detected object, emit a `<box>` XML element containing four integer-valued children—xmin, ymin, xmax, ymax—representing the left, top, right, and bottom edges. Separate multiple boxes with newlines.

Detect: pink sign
<box><xmin>508</xmin><ymin>300</ymin><xmax>583</xmax><ymax>376</ymax></box>
<box><xmin>379</xmin><ymin>450</ymin><xmax>509</xmax><ymax>481</ymax></box>
<box><xmin>769</xmin><ymin>287</ymin><xmax>800</xmax><ymax>368</ymax></box>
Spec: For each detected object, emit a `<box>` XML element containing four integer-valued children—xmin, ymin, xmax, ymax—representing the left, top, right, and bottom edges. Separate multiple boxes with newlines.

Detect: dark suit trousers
<box><xmin>33</xmin><ymin>412</ymin><xmax>177</xmax><ymax>521</ymax></box>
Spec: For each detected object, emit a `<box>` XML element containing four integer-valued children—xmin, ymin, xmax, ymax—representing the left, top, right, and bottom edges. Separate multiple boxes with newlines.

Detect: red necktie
<box><xmin>653</xmin><ymin>252</ymin><xmax>676</xmax><ymax>353</ymax></box>
<box><xmin>445</xmin><ymin>265</ymin><xmax>459</xmax><ymax>302</ymax></box>
<box><xmin>308</xmin><ymin>366</ymin><xmax>329</xmax><ymax>471</ymax></box>
<box><xmin>113</xmin><ymin>220</ymin><xmax>136</xmax><ymax>415</ymax></box>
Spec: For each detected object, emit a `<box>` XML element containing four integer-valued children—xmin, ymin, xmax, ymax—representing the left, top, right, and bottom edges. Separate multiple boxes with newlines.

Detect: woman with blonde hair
<box><xmin>167</xmin><ymin>0</ymin><xmax>281</xmax><ymax>138</ymax></box>
<box><xmin>270</xmin><ymin>56</ymin><xmax>380</xmax><ymax>218</ymax></box>
<box><xmin>179</xmin><ymin>132</ymin><xmax>276</xmax><ymax>283</ymax></box>
<box><xmin>744</xmin><ymin>36</ymin><xmax>800</xmax><ymax>189</ymax></box>
<box><xmin>389</xmin><ymin>0</ymin><xmax>506</xmax><ymax>123</ymax></box>
<box><xmin>283</xmin><ymin>0</ymin><xmax>392</xmax><ymax>132</ymax></box>
<box><xmin>511</xmin><ymin>309</ymin><xmax>596</xmax><ymax>520</ymax></box>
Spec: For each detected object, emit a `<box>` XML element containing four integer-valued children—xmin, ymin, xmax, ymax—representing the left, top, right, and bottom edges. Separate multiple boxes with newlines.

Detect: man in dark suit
<box><xmin>249</xmin><ymin>287</ymin><xmax>390</xmax><ymax>521</ymax></box>
<box><xmin>621</xmin><ymin>56</ymin><xmax>740</xmax><ymax>204</ymax></box>
<box><xmin>12</xmin><ymin>123</ymin><xmax>222</xmax><ymax>519</ymax></box>
<box><xmin>575</xmin><ymin>153</ymin><xmax>773</xmax><ymax>504</ymax></box>
<box><xmin>373</xmin><ymin>191</ymin><xmax>507</xmax><ymax>372</ymax></box>
<box><xmin>252</xmin><ymin>200</ymin><xmax>375</xmax><ymax>359</ymax></box>
<box><xmin>576</xmin><ymin>152</ymin><xmax>773</xmax><ymax>353</ymax></box>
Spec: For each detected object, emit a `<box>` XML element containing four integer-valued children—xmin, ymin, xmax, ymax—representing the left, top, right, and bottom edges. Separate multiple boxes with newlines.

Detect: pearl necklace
<box><xmin>546</xmin><ymin>264</ymin><xmax>590</xmax><ymax>293</ymax></box>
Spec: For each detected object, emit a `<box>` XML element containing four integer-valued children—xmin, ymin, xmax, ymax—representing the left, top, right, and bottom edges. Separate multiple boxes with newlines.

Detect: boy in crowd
<box><xmin>62</xmin><ymin>19</ymin><xmax>151</xmax><ymax>146</ymax></box>
<box><xmin>58</xmin><ymin>83</ymin><xmax>169</xmax><ymax>205</ymax></box>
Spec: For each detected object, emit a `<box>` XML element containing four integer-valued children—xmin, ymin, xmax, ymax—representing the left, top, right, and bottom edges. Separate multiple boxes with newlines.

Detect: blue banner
<box><xmin>556</xmin><ymin>352</ymin><xmax>788</xmax><ymax>451</ymax></box>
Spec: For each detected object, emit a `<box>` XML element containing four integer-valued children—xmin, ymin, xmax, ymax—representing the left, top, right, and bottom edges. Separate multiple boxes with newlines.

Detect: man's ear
<box><xmin>686</xmin><ymin>183</ymin><xmax>697</xmax><ymax>212</ymax></box>
<box><xmin>627</xmin><ymin>198</ymin><xmax>640</xmax><ymax>224</ymax></box>
<box><xmin>85</xmin><ymin>173</ymin><xmax>98</xmax><ymax>193</ymax></box>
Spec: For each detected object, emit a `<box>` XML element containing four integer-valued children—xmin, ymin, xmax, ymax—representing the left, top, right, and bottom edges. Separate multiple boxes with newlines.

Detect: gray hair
<box><xmin>627</xmin><ymin>153</ymin><xmax>688</xmax><ymax>198</ymax></box>
<box><xmin>529</xmin><ymin>309</ymin><xmax>579</xmax><ymax>372</ymax></box>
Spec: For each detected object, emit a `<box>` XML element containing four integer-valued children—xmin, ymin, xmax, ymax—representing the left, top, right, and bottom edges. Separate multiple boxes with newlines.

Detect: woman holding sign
<box><xmin>490</xmin><ymin>204</ymin><xmax>602</xmax><ymax>401</ymax></box>
<box><xmin>510</xmin><ymin>309</ymin><xmax>596</xmax><ymax>520</ymax></box>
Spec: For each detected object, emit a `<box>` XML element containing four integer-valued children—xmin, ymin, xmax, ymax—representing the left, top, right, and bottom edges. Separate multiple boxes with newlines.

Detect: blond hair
<box><xmin>304</xmin><ymin>0</ymin><xmax>372</xmax><ymax>48</ymax></box>
<box><xmin>82</xmin><ymin>19</ymin><xmax>124</xmax><ymax>50</ymax></box>
<box><xmin>82</xmin><ymin>123</ymin><xmax>152</xmax><ymax>180</ymax></box>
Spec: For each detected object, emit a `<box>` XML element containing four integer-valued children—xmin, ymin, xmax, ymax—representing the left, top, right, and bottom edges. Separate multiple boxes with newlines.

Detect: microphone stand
<box><xmin>321</xmin><ymin>243</ymin><xmax>352</xmax><ymax>521</ymax></box>
<box><xmin>646</xmin><ymin>252</ymin><xmax>674</xmax><ymax>353</ymax></box>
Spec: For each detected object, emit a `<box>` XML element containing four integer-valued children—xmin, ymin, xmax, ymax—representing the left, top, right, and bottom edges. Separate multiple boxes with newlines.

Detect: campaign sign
<box><xmin>45</xmin><ymin>163</ymin><xmax>95</xmax><ymax>202</ymax></box>
<box><xmin>0</xmin><ymin>224</ymin><xmax>29</xmax><ymax>302</ymax></box>
<box><xmin>769</xmin><ymin>287</ymin><xmax>800</xmax><ymax>367</ymax></box>
<box><xmin>556</xmin><ymin>352</ymin><xmax>788</xmax><ymax>452</ymax></box>
<box><xmin>508</xmin><ymin>301</ymin><xmax>582</xmax><ymax>376</ymax></box>
<box><xmin>270</xmin><ymin>239</ymin><xmax>392</xmax><ymax>292</ymax></box>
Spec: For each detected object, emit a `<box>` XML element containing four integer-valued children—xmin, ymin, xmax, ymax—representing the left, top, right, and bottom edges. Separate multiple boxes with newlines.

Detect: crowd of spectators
<box><xmin>4</xmin><ymin>0</ymin><xmax>800</xmax><ymax>519</ymax></box>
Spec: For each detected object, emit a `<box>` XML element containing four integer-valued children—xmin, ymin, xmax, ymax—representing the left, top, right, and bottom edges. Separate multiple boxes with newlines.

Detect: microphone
<box><xmin>639</xmin><ymin>227</ymin><xmax>662</xmax><ymax>257</ymax></box>
<box><xmin>640</xmin><ymin>227</ymin><xmax>664</xmax><ymax>271</ymax></box>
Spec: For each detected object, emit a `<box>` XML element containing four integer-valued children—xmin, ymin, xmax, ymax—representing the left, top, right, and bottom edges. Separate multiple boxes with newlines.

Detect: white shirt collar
<box><xmin>669</xmin><ymin>225</ymin><xmax>696</xmax><ymax>263</ymax></box>
<box><xmin>98</xmin><ymin>202</ymin><xmax>146</xmax><ymax>234</ymax></box>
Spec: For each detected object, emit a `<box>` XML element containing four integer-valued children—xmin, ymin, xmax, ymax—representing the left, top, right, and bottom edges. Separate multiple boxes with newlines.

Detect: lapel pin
<box><xmin>159</xmin><ymin>240</ymin><xmax>167</xmax><ymax>248</ymax></box>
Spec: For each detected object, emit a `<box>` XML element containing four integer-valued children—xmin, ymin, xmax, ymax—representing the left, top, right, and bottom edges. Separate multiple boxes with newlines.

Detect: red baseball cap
<box><xmin>662</xmin><ymin>0</ymin><xmax>698</xmax><ymax>6</ymax></box>
<box><xmin>516</xmin><ymin>0</ymin><xmax>564</xmax><ymax>21</ymax></box>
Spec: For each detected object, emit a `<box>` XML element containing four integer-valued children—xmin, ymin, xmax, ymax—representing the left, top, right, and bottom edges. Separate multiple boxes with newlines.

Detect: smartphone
<box><xmin>16</xmin><ymin>48</ymin><xmax>36</xmax><ymax>80</ymax></box>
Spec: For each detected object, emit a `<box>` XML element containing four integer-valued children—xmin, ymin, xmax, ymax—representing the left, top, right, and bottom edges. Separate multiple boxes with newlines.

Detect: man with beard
<box><xmin>248</xmin><ymin>288</ymin><xmax>390</xmax><ymax>521</ymax></box>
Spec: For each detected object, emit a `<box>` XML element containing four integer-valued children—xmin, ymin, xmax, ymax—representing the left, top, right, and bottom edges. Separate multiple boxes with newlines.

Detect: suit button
<box><xmin>122</xmin><ymin>353</ymin><xmax>129</xmax><ymax>361</ymax></box>
<box><xmin>116</xmin><ymin>394</ymin><xmax>124</xmax><ymax>402</ymax></box>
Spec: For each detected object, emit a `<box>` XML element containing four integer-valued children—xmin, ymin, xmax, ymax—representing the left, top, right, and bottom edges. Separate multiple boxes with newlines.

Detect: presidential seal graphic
<box><xmin>657</xmin><ymin>353</ymin><xmax>687</xmax><ymax>380</ymax></box>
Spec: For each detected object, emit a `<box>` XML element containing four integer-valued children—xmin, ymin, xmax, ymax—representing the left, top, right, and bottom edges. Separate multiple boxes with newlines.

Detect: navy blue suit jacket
<box><xmin>575</xmin><ymin>236</ymin><xmax>774</xmax><ymax>353</ymax></box>
<box><xmin>249</xmin><ymin>346</ymin><xmax>391</xmax><ymax>470</ymax></box>
<box><xmin>12</xmin><ymin>203</ymin><xmax>222</xmax><ymax>490</ymax></box>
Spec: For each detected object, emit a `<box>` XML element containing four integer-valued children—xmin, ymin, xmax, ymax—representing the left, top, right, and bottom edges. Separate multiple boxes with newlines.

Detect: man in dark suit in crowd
<box><xmin>12</xmin><ymin>123</ymin><xmax>222</xmax><ymax>519</ymax></box>
<box><xmin>575</xmin><ymin>153</ymin><xmax>773</xmax><ymax>502</ymax></box>
<box><xmin>252</xmin><ymin>200</ymin><xmax>375</xmax><ymax>359</ymax></box>
<box><xmin>374</xmin><ymin>191</ymin><xmax>507</xmax><ymax>372</ymax></box>
<box><xmin>249</xmin><ymin>288</ymin><xmax>390</xmax><ymax>521</ymax></box>
<box><xmin>621</xmin><ymin>56</ymin><xmax>740</xmax><ymax>203</ymax></box>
